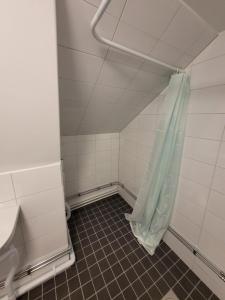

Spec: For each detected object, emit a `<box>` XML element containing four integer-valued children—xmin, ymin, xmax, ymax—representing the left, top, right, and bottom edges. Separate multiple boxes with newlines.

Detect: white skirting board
<box><xmin>68</xmin><ymin>185</ymin><xmax>119</xmax><ymax>210</ymax></box>
<box><xmin>117</xmin><ymin>185</ymin><xmax>135</xmax><ymax>208</ymax></box>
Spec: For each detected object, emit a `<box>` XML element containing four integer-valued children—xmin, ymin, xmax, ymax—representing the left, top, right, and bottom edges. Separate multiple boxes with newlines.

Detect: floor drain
<box><xmin>162</xmin><ymin>290</ymin><xmax>179</xmax><ymax>300</ymax></box>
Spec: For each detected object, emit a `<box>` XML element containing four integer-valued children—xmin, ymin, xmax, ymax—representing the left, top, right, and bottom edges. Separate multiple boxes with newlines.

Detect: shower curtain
<box><xmin>126</xmin><ymin>73</ymin><xmax>190</xmax><ymax>255</ymax></box>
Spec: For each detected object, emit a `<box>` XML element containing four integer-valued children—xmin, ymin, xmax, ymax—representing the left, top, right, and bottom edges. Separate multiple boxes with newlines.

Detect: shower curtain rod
<box><xmin>91</xmin><ymin>0</ymin><xmax>184</xmax><ymax>73</ymax></box>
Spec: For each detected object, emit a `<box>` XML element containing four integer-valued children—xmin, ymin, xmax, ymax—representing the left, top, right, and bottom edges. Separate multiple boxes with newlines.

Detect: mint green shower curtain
<box><xmin>126</xmin><ymin>73</ymin><xmax>190</xmax><ymax>255</ymax></box>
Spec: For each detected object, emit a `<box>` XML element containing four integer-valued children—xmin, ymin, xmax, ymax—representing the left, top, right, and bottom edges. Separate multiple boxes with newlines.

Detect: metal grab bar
<box><xmin>90</xmin><ymin>0</ymin><xmax>184</xmax><ymax>73</ymax></box>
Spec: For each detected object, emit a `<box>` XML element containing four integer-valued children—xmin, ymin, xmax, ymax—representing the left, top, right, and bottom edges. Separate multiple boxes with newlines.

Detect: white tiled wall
<box><xmin>0</xmin><ymin>163</ymin><xmax>68</xmax><ymax>281</ymax></box>
<box><xmin>119</xmin><ymin>94</ymin><xmax>163</xmax><ymax>196</ymax></box>
<box><xmin>119</xmin><ymin>31</ymin><xmax>225</xmax><ymax>299</ymax></box>
<box><xmin>61</xmin><ymin>133</ymin><xmax>119</xmax><ymax>197</ymax></box>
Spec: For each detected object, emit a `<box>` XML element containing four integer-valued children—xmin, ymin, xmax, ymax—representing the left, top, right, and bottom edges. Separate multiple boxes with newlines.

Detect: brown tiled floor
<box><xmin>18</xmin><ymin>195</ymin><xmax>220</xmax><ymax>300</ymax></box>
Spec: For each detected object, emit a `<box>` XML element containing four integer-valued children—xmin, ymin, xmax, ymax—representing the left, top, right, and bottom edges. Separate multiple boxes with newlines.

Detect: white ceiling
<box><xmin>183</xmin><ymin>0</ymin><xmax>225</xmax><ymax>32</ymax></box>
<box><xmin>56</xmin><ymin>0</ymin><xmax>217</xmax><ymax>136</ymax></box>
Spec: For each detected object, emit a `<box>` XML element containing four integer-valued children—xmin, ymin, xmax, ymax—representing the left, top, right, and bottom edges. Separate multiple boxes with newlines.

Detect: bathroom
<box><xmin>0</xmin><ymin>0</ymin><xmax>225</xmax><ymax>299</ymax></box>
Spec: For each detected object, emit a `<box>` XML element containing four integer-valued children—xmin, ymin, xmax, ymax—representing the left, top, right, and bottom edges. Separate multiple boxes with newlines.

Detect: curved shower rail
<box><xmin>90</xmin><ymin>0</ymin><xmax>184</xmax><ymax>73</ymax></box>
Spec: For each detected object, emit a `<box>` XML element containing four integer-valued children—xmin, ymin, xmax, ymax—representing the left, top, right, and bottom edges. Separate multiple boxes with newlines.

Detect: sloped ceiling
<box><xmin>56</xmin><ymin>0</ymin><xmax>217</xmax><ymax>136</ymax></box>
<box><xmin>183</xmin><ymin>0</ymin><xmax>225</xmax><ymax>32</ymax></box>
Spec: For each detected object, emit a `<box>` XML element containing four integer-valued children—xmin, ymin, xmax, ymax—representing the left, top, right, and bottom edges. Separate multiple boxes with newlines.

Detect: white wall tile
<box><xmin>217</xmin><ymin>142</ymin><xmax>225</xmax><ymax>168</ymax></box>
<box><xmin>111</xmin><ymin>138</ymin><xmax>119</xmax><ymax>153</ymax></box>
<box><xmin>171</xmin><ymin>212</ymin><xmax>200</xmax><ymax>245</ymax></box>
<box><xmin>64</xmin><ymin>180</ymin><xmax>77</xmax><ymax>197</ymax></box>
<box><xmin>62</xmin><ymin>133</ymin><xmax>119</xmax><ymax>196</ymax></box>
<box><xmin>12</xmin><ymin>164</ymin><xmax>62</xmax><ymax>197</ymax></box>
<box><xmin>191</xmin><ymin>55</ymin><xmax>225</xmax><ymax>89</ymax></box>
<box><xmin>78</xmin><ymin>156</ymin><xmax>95</xmax><ymax>179</ymax></box>
<box><xmin>78</xmin><ymin>153</ymin><xmax>95</xmax><ymax>169</ymax></box>
<box><xmin>61</xmin><ymin>141</ymin><xmax>77</xmax><ymax>158</ymax></box>
<box><xmin>186</xmin><ymin>114</ymin><xmax>225</xmax><ymax>140</ymax></box>
<box><xmin>77</xmin><ymin>173</ymin><xmax>96</xmax><ymax>192</ymax></box>
<box><xmin>181</xmin><ymin>158</ymin><xmax>214</xmax><ymax>187</ymax></box>
<box><xmin>111</xmin><ymin>166</ymin><xmax>118</xmax><ymax>182</ymax></box>
<box><xmin>77</xmin><ymin>139</ymin><xmax>95</xmax><ymax>155</ymax></box>
<box><xmin>183</xmin><ymin>137</ymin><xmax>220</xmax><ymax>165</ymax></box>
<box><xmin>187</xmin><ymin>28</ymin><xmax>215</xmax><ymax>58</ymax></box>
<box><xmin>96</xmin><ymin>165</ymin><xmax>111</xmax><ymax>186</ymax></box>
<box><xmin>26</xmin><ymin>228</ymin><xmax>68</xmax><ymax>265</ymax></box>
<box><xmin>96</xmin><ymin>139</ymin><xmax>111</xmax><ymax>151</ymax></box>
<box><xmin>63</xmin><ymin>157</ymin><xmax>77</xmax><ymax>182</ymax></box>
<box><xmin>0</xmin><ymin>174</ymin><xmax>15</xmax><ymax>202</ymax></box>
<box><xmin>0</xmin><ymin>199</ymin><xmax>17</xmax><ymax>209</ymax></box>
<box><xmin>137</xmin><ymin>115</ymin><xmax>157</xmax><ymax>132</ymax></box>
<box><xmin>2</xmin><ymin>163</ymin><xmax>68</xmax><ymax>276</ymax></box>
<box><xmin>212</xmin><ymin>167</ymin><xmax>225</xmax><ymax>194</ymax></box>
<box><xmin>175</xmin><ymin>192</ymin><xmax>205</xmax><ymax>227</ymax></box>
<box><xmin>193</xmin><ymin>31</ymin><xmax>225</xmax><ymax>64</ymax></box>
<box><xmin>198</xmin><ymin>230</ymin><xmax>225</xmax><ymax>277</ymax></box>
<box><xmin>96</xmin><ymin>151</ymin><xmax>111</xmax><ymax>166</ymax></box>
<box><xmin>202</xmin><ymin>212</ymin><xmax>225</xmax><ymax>245</ymax></box>
<box><xmin>176</xmin><ymin>177</ymin><xmax>209</xmax><ymax>209</ymax></box>
<box><xmin>188</xmin><ymin>85</ymin><xmax>225</xmax><ymax>114</ymax></box>
<box><xmin>22</xmin><ymin>209</ymin><xmax>66</xmax><ymax>242</ymax></box>
<box><xmin>208</xmin><ymin>190</ymin><xmax>225</xmax><ymax>221</ymax></box>
<box><xmin>18</xmin><ymin>188</ymin><xmax>65</xmax><ymax>220</ymax></box>
<box><xmin>141</xmin><ymin>98</ymin><xmax>159</xmax><ymax>115</ymax></box>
